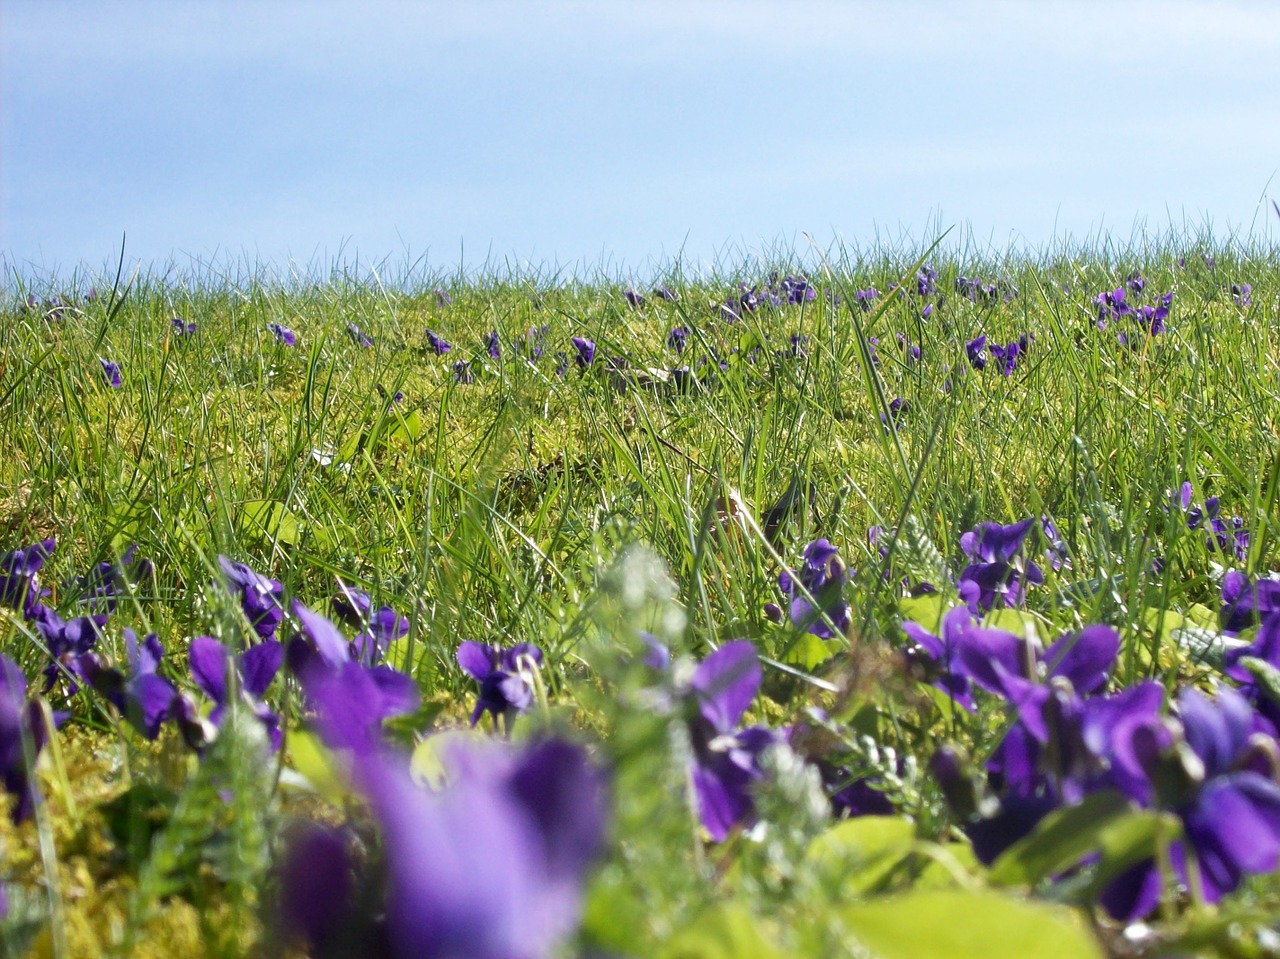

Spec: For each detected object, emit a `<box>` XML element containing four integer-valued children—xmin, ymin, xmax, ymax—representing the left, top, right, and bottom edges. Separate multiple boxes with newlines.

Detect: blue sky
<box><xmin>4</xmin><ymin>0</ymin><xmax>1279</xmax><ymax>281</ymax></box>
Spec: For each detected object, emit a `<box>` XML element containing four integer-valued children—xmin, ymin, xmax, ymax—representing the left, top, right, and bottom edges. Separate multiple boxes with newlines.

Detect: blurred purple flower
<box><xmin>685</xmin><ymin>641</ymin><xmax>777</xmax><ymax>841</ymax></box>
<box><xmin>452</xmin><ymin>360</ymin><xmax>474</xmax><ymax>384</ymax></box>
<box><xmin>623</xmin><ymin>289</ymin><xmax>645</xmax><ymax>309</ymax></box>
<box><xmin>571</xmin><ymin>336</ymin><xmax>596</xmax><ymax>369</ymax></box>
<box><xmin>100</xmin><ymin>359</ymin><xmax>122</xmax><ymax>388</ymax></box>
<box><xmin>0</xmin><ymin>655</ymin><xmax>58</xmax><ymax>823</ymax></box>
<box><xmin>1231</xmin><ymin>283</ymin><xmax>1253</xmax><ymax>308</ymax></box>
<box><xmin>654</xmin><ymin>284</ymin><xmax>678</xmax><ymax>302</ymax></box>
<box><xmin>31</xmin><ymin>606</ymin><xmax>108</xmax><ymax>695</ymax></box>
<box><xmin>347</xmin><ymin>323</ymin><xmax>373</xmax><ymax>348</ymax></box>
<box><xmin>667</xmin><ymin>325</ymin><xmax>689</xmax><ymax>354</ymax></box>
<box><xmin>425</xmin><ymin>329</ymin><xmax>452</xmax><ymax>355</ymax></box>
<box><xmin>965</xmin><ymin>335</ymin><xmax>988</xmax><ymax>371</ymax></box>
<box><xmin>484</xmin><ymin>330</ymin><xmax>501</xmax><ymax>360</ymax></box>
<box><xmin>170</xmin><ymin>316</ymin><xmax>197</xmax><ymax>337</ymax></box>
<box><xmin>267</xmin><ymin>323</ymin><xmax>297</xmax><ymax>346</ymax></box>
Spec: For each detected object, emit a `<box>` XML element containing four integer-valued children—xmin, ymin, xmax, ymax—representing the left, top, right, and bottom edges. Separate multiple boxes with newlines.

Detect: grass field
<box><xmin>2</xmin><ymin>238</ymin><xmax>1280</xmax><ymax>957</ymax></box>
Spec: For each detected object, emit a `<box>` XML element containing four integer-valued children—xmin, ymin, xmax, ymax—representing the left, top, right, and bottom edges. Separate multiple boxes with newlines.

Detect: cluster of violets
<box><xmin>1092</xmin><ymin>272</ymin><xmax>1175</xmax><ymax>347</ymax></box>
<box><xmin>1</xmin><ymin>536</ymin><xmax>608</xmax><ymax>956</ymax></box>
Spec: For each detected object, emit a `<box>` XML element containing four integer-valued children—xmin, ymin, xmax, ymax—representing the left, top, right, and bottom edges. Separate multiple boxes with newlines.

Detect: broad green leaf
<box><xmin>782</xmin><ymin>631</ymin><xmax>844</xmax><ymax>670</ymax></box>
<box><xmin>842</xmin><ymin>889</ymin><xmax>1101</xmax><ymax>959</ymax></box>
<box><xmin>1186</xmin><ymin>603</ymin><xmax>1219</xmax><ymax>629</ymax></box>
<box><xmin>660</xmin><ymin>904</ymin><xmax>784</xmax><ymax>959</ymax></box>
<box><xmin>389</xmin><ymin>409</ymin><xmax>426</xmax><ymax>442</ymax></box>
<box><xmin>239</xmin><ymin>499</ymin><xmax>303</xmax><ymax>546</ymax></box>
<box><xmin>805</xmin><ymin>816</ymin><xmax>915</xmax><ymax>895</ymax></box>
<box><xmin>898</xmin><ymin>592</ymin><xmax>948</xmax><ymax>633</ymax></box>
<box><xmin>284</xmin><ymin>730</ymin><xmax>350</xmax><ymax>804</ymax></box>
<box><xmin>984</xmin><ymin>607</ymin><xmax>1041</xmax><ymax>641</ymax></box>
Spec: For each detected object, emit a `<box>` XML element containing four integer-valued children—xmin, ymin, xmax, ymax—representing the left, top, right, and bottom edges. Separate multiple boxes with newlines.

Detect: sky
<box><xmin>3</xmin><ymin>0</ymin><xmax>1280</xmax><ymax>282</ymax></box>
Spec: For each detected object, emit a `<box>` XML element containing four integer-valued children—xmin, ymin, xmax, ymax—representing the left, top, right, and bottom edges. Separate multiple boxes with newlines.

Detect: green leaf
<box><xmin>842</xmin><ymin>890</ymin><xmax>1102</xmax><ymax>959</ymax></box>
<box><xmin>1239</xmin><ymin>656</ymin><xmax>1280</xmax><ymax>708</ymax></box>
<box><xmin>898</xmin><ymin>593</ymin><xmax>948</xmax><ymax>633</ymax></box>
<box><xmin>239</xmin><ymin>499</ymin><xmax>303</xmax><ymax>546</ymax></box>
<box><xmin>984</xmin><ymin>607</ymin><xmax>1042</xmax><ymax>641</ymax></box>
<box><xmin>389</xmin><ymin>408</ymin><xmax>426</xmax><ymax>442</ymax></box>
<box><xmin>660</xmin><ymin>904</ymin><xmax>785</xmax><ymax>959</ymax></box>
<box><xmin>805</xmin><ymin>816</ymin><xmax>915</xmax><ymax>895</ymax></box>
<box><xmin>781</xmin><ymin>631</ymin><xmax>844</xmax><ymax>670</ymax></box>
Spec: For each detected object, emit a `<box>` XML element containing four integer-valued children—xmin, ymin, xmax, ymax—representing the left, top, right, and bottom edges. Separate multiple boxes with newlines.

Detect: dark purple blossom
<box><xmin>1220</xmin><ymin>570</ymin><xmax>1280</xmax><ymax>634</ymax></box>
<box><xmin>189</xmin><ymin>635</ymin><xmax>284</xmax><ymax>751</ymax></box>
<box><xmin>347</xmin><ymin>323</ymin><xmax>373</xmax><ymax>348</ymax></box>
<box><xmin>268</xmin><ymin>323</ymin><xmax>297</xmax><ymax>346</ymax></box>
<box><xmin>32</xmin><ymin>606</ymin><xmax>108</xmax><ymax>695</ymax></box>
<box><xmin>0</xmin><ymin>538</ymin><xmax>55</xmax><ymax>618</ymax></box>
<box><xmin>915</xmin><ymin>266</ymin><xmax>938</xmax><ymax>296</ymax></box>
<box><xmin>623</xmin><ymin>289</ymin><xmax>645</xmax><ymax>309</ymax></box>
<box><xmin>965</xmin><ymin>335</ymin><xmax>988</xmax><ymax>371</ymax></box>
<box><xmin>0</xmin><ymin>655</ymin><xmax>57</xmax><ymax>823</ymax></box>
<box><xmin>424</xmin><ymin>329</ymin><xmax>452</xmax><ymax>355</ymax></box>
<box><xmin>988</xmin><ymin>339</ymin><xmax>1022</xmax><ymax>376</ymax></box>
<box><xmin>957</xmin><ymin>518</ymin><xmax>1044</xmax><ymax>612</ymax></box>
<box><xmin>218</xmin><ymin>556</ymin><xmax>285</xmax><ymax>641</ymax></box>
<box><xmin>452</xmin><ymin>360</ymin><xmax>474</xmax><ymax>384</ymax></box>
<box><xmin>1094</xmin><ymin>288</ymin><xmax>1133</xmax><ymax>330</ymax></box>
<box><xmin>331</xmin><ymin>583</ymin><xmax>410</xmax><ymax>667</ymax></box>
<box><xmin>71</xmin><ymin>544</ymin><xmax>152</xmax><ymax>613</ymax></box>
<box><xmin>571</xmin><ymin>336</ymin><xmax>596</xmax><ymax>369</ymax></box>
<box><xmin>853</xmin><ymin>288</ymin><xmax>880</xmax><ymax>311</ymax></box>
<box><xmin>170</xmin><ymin>316</ymin><xmax>197</xmax><ymax>337</ymax></box>
<box><xmin>685</xmin><ymin>642</ymin><xmax>778</xmax><ymax>841</ymax></box>
<box><xmin>902</xmin><ymin>606</ymin><xmax>978</xmax><ymax>710</ymax></box>
<box><xmin>88</xmin><ymin>629</ymin><xmax>178</xmax><ymax>741</ymax></box>
<box><xmin>484</xmin><ymin>330</ymin><xmax>501</xmax><ymax>360</ymax></box>
<box><xmin>667</xmin><ymin>325</ymin><xmax>689</xmax><ymax>354</ymax></box>
<box><xmin>778</xmin><ymin>538</ymin><xmax>851</xmax><ymax>639</ymax></box>
<box><xmin>457</xmin><ymin>641</ymin><xmax>543</xmax><ymax>731</ymax></box>
<box><xmin>100</xmin><ymin>359</ymin><xmax>122</xmax><ymax>388</ymax></box>
<box><xmin>654</xmin><ymin>284</ymin><xmax>678</xmax><ymax>302</ymax></box>
<box><xmin>433</xmin><ymin>287</ymin><xmax>452</xmax><ymax>308</ymax></box>
<box><xmin>525</xmin><ymin>325</ymin><xmax>548</xmax><ymax>362</ymax></box>
<box><xmin>1231</xmin><ymin>283</ymin><xmax>1253</xmax><ymax>308</ymax></box>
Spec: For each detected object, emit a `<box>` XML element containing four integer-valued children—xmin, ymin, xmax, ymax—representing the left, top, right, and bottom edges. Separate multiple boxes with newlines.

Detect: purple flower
<box><xmin>425</xmin><ymin>329</ymin><xmax>452</xmax><ymax>355</ymax></box>
<box><xmin>778</xmin><ymin>538</ymin><xmax>851</xmax><ymax>639</ymax></box>
<box><xmin>331</xmin><ymin>583</ymin><xmax>410</xmax><ymax>667</ymax></box>
<box><xmin>1221</xmin><ymin>570</ymin><xmax>1280</xmax><ymax>634</ymax></box>
<box><xmin>902</xmin><ymin>606</ymin><xmax>978</xmax><ymax>711</ymax></box>
<box><xmin>965</xmin><ymin>335</ymin><xmax>988</xmax><ymax>371</ymax></box>
<box><xmin>896</xmin><ymin>332</ymin><xmax>920</xmax><ymax>364</ymax></box>
<box><xmin>32</xmin><ymin>606</ymin><xmax>108</xmax><ymax>695</ymax></box>
<box><xmin>0</xmin><ymin>655</ymin><xmax>57</xmax><ymax>823</ymax></box>
<box><xmin>1103</xmin><ymin>686</ymin><xmax>1280</xmax><ymax>919</ymax></box>
<box><xmin>377</xmin><ymin>385</ymin><xmax>405</xmax><ymax>406</ymax></box>
<box><xmin>170</xmin><ymin>316</ymin><xmax>197</xmax><ymax>337</ymax></box>
<box><xmin>288</xmin><ymin>599</ymin><xmax>418</xmax><ymax>750</ymax></box>
<box><xmin>267</xmin><ymin>323</ymin><xmax>297</xmax><ymax>346</ymax></box>
<box><xmin>452</xmin><ymin>360</ymin><xmax>474</xmax><ymax>384</ymax></box>
<box><xmin>433</xmin><ymin>287</ymin><xmax>452</xmax><ymax>308</ymax></box>
<box><xmin>525</xmin><ymin>325</ymin><xmax>548</xmax><ymax>362</ymax></box>
<box><xmin>1094</xmin><ymin>288</ymin><xmax>1133</xmax><ymax>330</ymax></box>
<box><xmin>457</xmin><ymin>641</ymin><xmax>543</xmax><ymax>731</ymax></box>
<box><xmin>654</xmin><ymin>284</ymin><xmax>678</xmax><ymax>302</ymax></box>
<box><xmin>1126</xmin><ymin>270</ymin><xmax>1146</xmax><ymax>295</ymax></box>
<box><xmin>667</xmin><ymin>325</ymin><xmax>689</xmax><ymax>354</ymax></box>
<box><xmin>347</xmin><ymin>323</ymin><xmax>373</xmax><ymax>348</ymax></box>
<box><xmin>0</xmin><ymin>538</ymin><xmax>55</xmax><ymax>618</ymax></box>
<box><xmin>957</xmin><ymin>518</ymin><xmax>1044</xmax><ymax>611</ymax></box>
<box><xmin>218</xmin><ymin>556</ymin><xmax>285</xmax><ymax>641</ymax></box>
<box><xmin>88</xmin><ymin>629</ymin><xmax>178</xmax><ymax>741</ymax></box>
<box><xmin>1231</xmin><ymin>283</ymin><xmax>1253</xmax><ymax>308</ymax></box>
<box><xmin>278</xmin><ymin>737</ymin><xmax>608</xmax><ymax>959</ymax></box>
<box><xmin>916</xmin><ymin>266</ymin><xmax>938</xmax><ymax>296</ymax></box>
<box><xmin>854</xmin><ymin>288</ymin><xmax>880</xmax><ymax>311</ymax></box>
<box><xmin>988</xmin><ymin>340</ymin><xmax>1021</xmax><ymax>376</ymax></box>
<box><xmin>100</xmin><ymin>359</ymin><xmax>122</xmax><ymax>388</ymax></box>
<box><xmin>71</xmin><ymin>544</ymin><xmax>152</xmax><ymax>613</ymax></box>
<box><xmin>623</xmin><ymin>289</ymin><xmax>645</xmax><ymax>309</ymax></box>
<box><xmin>554</xmin><ymin>352</ymin><xmax>569</xmax><ymax>377</ymax></box>
<box><xmin>685</xmin><ymin>642</ymin><xmax>777</xmax><ymax>841</ymax></box>
<box><xmin>571</xmin><ymin>336</ymin><xmax>596</xmax><ymax>369</ymax></box>
<box><xmin>189</xmin><ymin>635</ymin><xmax>284</xmax><ymax>751</ymax></box>
<box><xmin>484</xmin><ymin>330</ymin><xmax>501</xmax><ymax>360</ymax></box>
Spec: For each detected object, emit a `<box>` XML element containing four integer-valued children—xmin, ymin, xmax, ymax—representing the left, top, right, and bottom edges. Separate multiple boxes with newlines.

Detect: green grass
<box><xmin>1</xmin><ymin>236</ymin><xmax>1279</xmax><ymax>957</ymax></box>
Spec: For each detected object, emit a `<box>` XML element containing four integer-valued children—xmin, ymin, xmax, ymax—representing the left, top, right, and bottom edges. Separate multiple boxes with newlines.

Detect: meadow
<box><xmin>2</xmin><ymin>237</ymin><xmax>1280</xmax><ymax>957</ymax></box>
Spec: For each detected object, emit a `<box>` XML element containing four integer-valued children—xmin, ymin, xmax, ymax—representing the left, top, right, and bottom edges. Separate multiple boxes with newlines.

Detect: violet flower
<box><xmin>331</xmin><ymin>583</ymin><xmax>410</xmax><ymax>667</ymax></box>
<box><xmin>0</xmin><ymin>538</ymin><xmax>55</xmax><ymax>618</ymax></box>
<box><xmin>778</xmin><ymin>538</ymin><xmax>851</xmax><ymax>639</ymax></box>
<box><xmin>347</xmin><ymin>323</ymin><xmax>373</xmax><ymax>348</ymax></box>
<box><xmin>667</xmin><ymin>325</ymin><xmax>689</xmax><ymax>354</ymax></box>
<box><xmin>71</xmin><ymin>543</ymin><xmax>152</xmax><ymax>613</ymax></box>
<box><xmin>88</xmin><ymin>629</ymin><xmax>178</xmax><ymax>741</ymax></box>
<box><xmin>170</xmin><ymin>316</ymin><xmax>197</xmax><ymax>337</ymax></box>
<box><xmin>965</xmin><ymin>335</ymin><xmax>988</xmax><ymax>371</ymax></box>
<box><xmin>684</xmin><ymin>641</ymin><xmax>778</xmax><ymax>841</ymax></box>
<box><xmin>1220</xmin><ymin>570</ymin><xmax>1280</xmax><ymax>635</ymax></box>
<box><xmin>189</xmin><ymin>635</ymin><xmax>284</xmax><ymax>750</ymax></box>
<box><xmin>1102</xmin><ymin>686</ymin><xmax>1280</xmax><ymax>919</ymax></box>
<box><xmin>957</xmin><ymin>518</ymin><xmax>1044</xmax><ymax>612</ymax></box>
<box><xmin>219</xmin><ymin>556</ymin><xmax>285</xmax><ymax>641</ymax></box>
<box><xmin>425</xmin><ymin>329</ymin><xmax>452</xmax><ymax>355</ymax></box>
<box><xmin>457</xmin><ymin>641</ymin><xmax>543</xmax><ymax>730</ymax></box>
<box><xmin>31</xmin><ymin>606</ymin><xmax>108</xmax><ymax>695</ymax></box>
<box><xmin>278</xmin><ymin>737</ymin><xmax>608</xmax><ymax>959</ymax></box>
<box><xmin>571</xmin><ymin>336</ymin><xmax>596</xmax><ymax>369</ymax></box>
<box><xmin>100</xmin><ymin>359</ymin><xmax>122</xmax><ymax>388</ymax></box>
<box><xmin>901</xmin><ymin>606</ymin><xmax>977</xmax><ymax>710</ymax></box>
<box><xmin>623</xmin><ymin>289</ymin><xmax>645</xmax><ymax>309</ymax></box>
<box><xmin>485</xmin><ymin>330</ymin><xmax>501</xmax><ymax>360</ymax></box>
<box><xmin>1231</xmin><ymin>283</ymin><xmax>1252</xmax><ymax>308</ymax></box>
<box><xmin>654</xmin><ymin>284</ymin><xmax>678</xmax><ymax>302</ymax></box>
<box><xmin>452</xmin><ymin>361</ymin><xmax>474</xmax><ymax>384</ymax></box>
<box><xmin>0</xmin><ymin>655</ymin><xmax>56</xmax><ymax>823</ymax></box>
<box><xmin>267</xmin><ymin>323</ymin><xmax>297</xmax><ymax>346</ymax></box>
